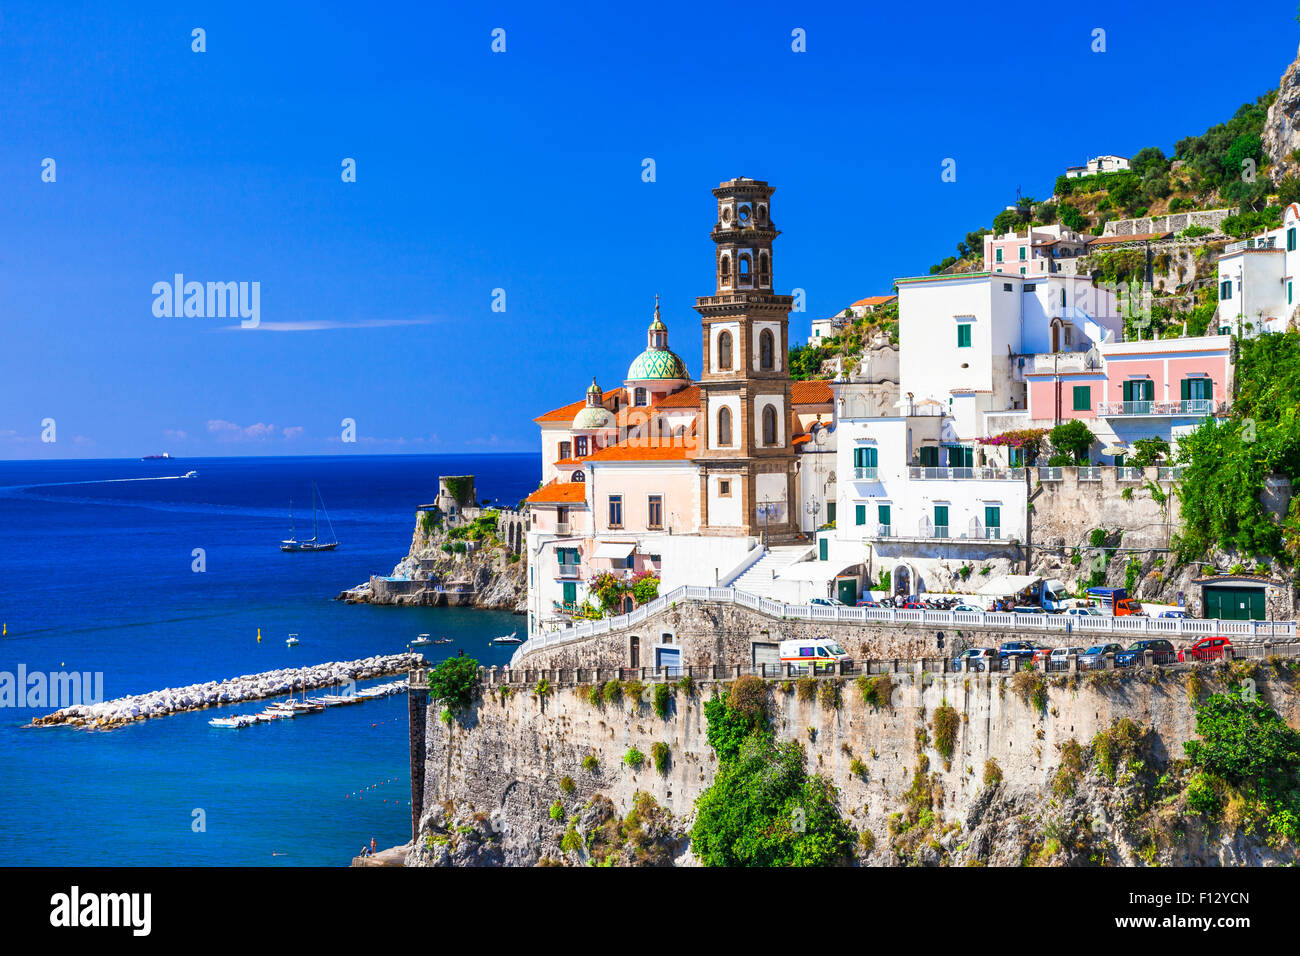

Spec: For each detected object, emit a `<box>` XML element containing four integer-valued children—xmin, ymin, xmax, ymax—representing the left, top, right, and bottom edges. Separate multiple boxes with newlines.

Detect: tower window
<box><xmin>739</xmin><ymin>254</ymin><xmax>751</xmax><ymax>277</ymax></box>
<box><xmin>758</xmin><ymin>251</ymin><xmax>769</xmax><ymax>281</ymax></box>
<box><xmin>720</xmin><ymin>255</ymin><xmax>730</xmax><ymax>277</ymax></box>
<box><xmin>759</xmin><ymin>329</ymin><xmax>775</xmax><ymax>369</ymax></box>
<box><xmin>718</xmin><ymin>330</ymin><xmax>733</xmax><ymax>371</ymax></box>
<box><xmin>575</xmin><ymin>435</ymin><xmax>589</xmax><ymax>457</ymax></box>
<box><xmin>762</xmin><ymin>405</ymin><xmax>777</xmax><ymax>445</ymax></box>
<box><xmin>559</xmin><ymin>440</ymin><xmax>571</xmax><ymax>461</ymax></box>
<box><xmin>717</xmin><ymin>406</ymin><xmax>732</xmax><ymax>447</ymax></box>
<box><xmin>634</xmin><ymin>387</ymin><xmax>647</xmax><ymax>407</ymax></box>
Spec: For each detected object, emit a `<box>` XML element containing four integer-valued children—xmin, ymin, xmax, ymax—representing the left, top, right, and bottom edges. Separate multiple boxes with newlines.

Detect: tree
<box><xmin>1129</xmin><ymin>437</ymin><xmax>1170</xmax><ymax>468</ymax></box>
<box><xmin>1185</xmin><ymin>689</ymin><xmax>1300</xmax><ymax>815</ymax></box>
<box><xmin>992</xmin><ymin>208</ymin><xmax>1022</xmax><ymax>235</ymax></box>
<box><xmin>1130</xmin><ymin>146</ymin><xmax>1169</xmax><ymax>178</ymax></box>
<box><xmin>1059</xmin><ymin>202</ymin><xmax>1086</xmax><ymax>232</ymax></box>
<box><xmin>1050</xmin><ymin>420</ymin><xmax>1096</xmax><ymax>462</ymax></box>
<box><xmin>427</xmin><ymin>655</ymin><xmax>481</xmax><ymax>711</ymax></box>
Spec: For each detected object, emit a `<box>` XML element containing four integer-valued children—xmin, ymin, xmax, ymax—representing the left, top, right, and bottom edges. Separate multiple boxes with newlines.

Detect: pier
<box><xmin>30</xmin><ymin>653</ymin><xmax>424</xmax><ymax>730</ymax></box>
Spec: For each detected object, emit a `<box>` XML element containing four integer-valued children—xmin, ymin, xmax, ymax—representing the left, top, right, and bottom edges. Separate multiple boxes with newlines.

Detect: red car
<box><xmin>1179</xmin><ymin>637</ymin><xmax>1232</xmax><ymax>662</ymax></box>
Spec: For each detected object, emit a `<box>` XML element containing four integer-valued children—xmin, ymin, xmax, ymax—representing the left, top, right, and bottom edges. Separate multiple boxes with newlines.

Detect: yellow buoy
<box><xmin>257</xmin><ymin>628</ymin><xmax>262</xmax><ymax>643</ymax></box>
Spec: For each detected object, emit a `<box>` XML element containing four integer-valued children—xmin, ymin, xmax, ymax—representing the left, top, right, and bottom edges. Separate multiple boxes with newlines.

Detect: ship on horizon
<box><xmin>141</xmin><ymin>453</ymin><xmax>172</xmax><ymax>460</ymax></box>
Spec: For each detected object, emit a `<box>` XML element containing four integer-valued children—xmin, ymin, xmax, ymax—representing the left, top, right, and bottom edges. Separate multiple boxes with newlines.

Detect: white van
<box><xmin>779</xmin><ymin>638</ymin><xmax>851</xmax><ymax>669</ymax></box>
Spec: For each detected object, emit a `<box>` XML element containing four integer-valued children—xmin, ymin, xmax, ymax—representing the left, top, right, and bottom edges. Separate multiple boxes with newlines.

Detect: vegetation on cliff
<box><xmin>692</xmin><ymin>679</ymin><xmax>856</xmax><ymax>866</ymax></box>
<box><xmin>427</xmin><ymin>655</ymin><xmax>480</xmax><ymax>720</ymax></box>
<box><xmin>1175</xmin><ymin>330</ymin><xmax>1300</xmax><ymax>563</ymax></box>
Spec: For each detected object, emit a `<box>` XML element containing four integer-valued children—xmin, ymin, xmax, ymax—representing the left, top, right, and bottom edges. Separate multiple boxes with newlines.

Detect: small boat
<box><xmin>209</xmin><ymin>716</ymin><xmax>246</xmax><ymax>728</ymax></box>
<box><xmin>491</xmin><ymin>631</ymin><xmax>523</xmax><ymax>646</ymax></box>
<box><xmin>141</xmin><ymin>453</ymin><xmax>172</xmax><ymax>461</ymax></box>
<box><xmin>286</xmin><ymin>634</ymin><xmax>300</xmax><ymax>647</ymax></box>
<box><xmin>434</xmin><ymin>637</ymin><xmax>453</xmax><ymax>645</ymax></box>
<box><xmin>410</xmin><ymin>634</ymin><xmax>433</xmax><ymax>647</ymax></box>
<box><xmin>281</xmin><ymin>482</ymin><xmax>340</xmax><ymax>552</ymax></box>
<box><xmin>183</xmin><ymin>470</ymin><xmax>198</xmax><ymax>479</ymax></box>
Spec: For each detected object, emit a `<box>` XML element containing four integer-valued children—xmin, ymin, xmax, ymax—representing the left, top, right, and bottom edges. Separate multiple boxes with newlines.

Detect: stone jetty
<box><xmin>29</xmin><ymin>653</ymin><xmax>425</xmax><ymax>730</ymax></box>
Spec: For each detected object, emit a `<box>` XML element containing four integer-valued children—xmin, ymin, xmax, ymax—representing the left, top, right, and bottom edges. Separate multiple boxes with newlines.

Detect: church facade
<box><xmin>524</xmin><ymin>178</ymin><xmax>832</xmax><ymax>638</ymax></box>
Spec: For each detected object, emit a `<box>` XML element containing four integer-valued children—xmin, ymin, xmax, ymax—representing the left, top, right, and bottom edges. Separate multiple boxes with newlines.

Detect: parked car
<box><xmin>952</xmin><ymin>604</ymin><xmax>982</xmax><ymax>612</ymax></box>
<box><xmin>1159</xmin><ymin>610</ymin><xmax>1189</xmax><ymax>619</ymax></box>
<box><xmin>780</xmin><ymin>638</ymin><xmax>851</xmax><ymax>670</ymax></box>
<box><xmin>855</xmin><ymin>599</ymin><xmax>881</xmax><ymax>608</ymax></box>
<box><xmin>1114</xmin><ymin>598</ymin><xmax>1144</xmax><ymax>617</ymax></box>
<box><xmin>1078</xmin><ymin>643</ymin><xmax>1124</xmax><ymax>666</ymax></box>
<box><xmin>1064</xmin><ymin>606</ymin><xmax>1103</xmax><ymax>617</ymax></box>
<box><xmin>1115</xmin><ymin>639</ymin><xmax>1176</xmax><ymax>667</ymax></box>
<box><xmin>1046</xmin><ymin>646</ymin><xmax>1088</xmax><ymax>667</ymax></box>
<box><xmin>998</xmin><ymin>640</ymin><xmax>1046</xmax><ymax>661</ymax></box>
<box><xmin>953</xmin><ymin>648</ymin><xmax>997</xmax><ymax>672</ymax></box>
<box><xmin>1178</xmin><ymin>637</ymin><xmax>1232</xmax><ymax>662</ymax></box>
<box><xmin>898</xmin><ymin>600</ymin><xmax>923</xmax><ymax>609</ymax></box>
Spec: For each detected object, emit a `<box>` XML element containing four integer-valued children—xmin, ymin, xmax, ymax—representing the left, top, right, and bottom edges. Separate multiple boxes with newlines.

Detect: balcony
<box><xmin>853</xmin><ymin>467</ymin><xmax>878</xmax><ymax>480</ymax></box>
<box><xmin>932</xmin><ymin>525</ymin><xmax>949</xmax><ymax>539</ymax></box>
<box><xmin>1224</xmin><ymin>236</ymin><xmax>1278</xmax><ymax>254</ymax></box>
<box><xmin>555</xmin><ymin>522</ymin><xmax>570</xmax><ymax>535</ymax></box>
<box><xmin>876</xmin><ymin>524</ymin><xmax>892</xmax><ymax>538</ymax></box>
<box><xmin>1117</xmin><ymin>467</ymin><xmax>1144</xmax><ymax>481</ymax></box>
<box><xmin>1098</xmin><ymin>399</ymin><xmax>1223</xmax><ymax>417</ymax></box>
<box><xmin>557</xmin><ymin>564</ymin><xmax>581</xmax><ymax>579</ymax></box>
<box><xmin>909</xmin><ymin>466</ymin><xmax>1025</xmax><ymax>481</ymax></box>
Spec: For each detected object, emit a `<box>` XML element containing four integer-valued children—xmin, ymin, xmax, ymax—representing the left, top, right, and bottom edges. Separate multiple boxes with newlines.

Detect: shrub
<box><xmin>534</xmin><ymin>678</ymin><xmax>551</xmax><ymax>697</ymax></box>
<box><xmin>1092</xmin><ymin>718</ymin><xmax>1144</xmax><ymax>782</ymax></box>
<box><xmin>652</xmin><ymin>681</ymin><xmax>673</xmax><ymax>719</ymax></box>
<box><xmin>559</xmin><ymin>775</ymin><xmax>575</xmax><ymax>794</ymax></box>
<box><xmin>728</xmin><ymin>674</ymin><xmax>769</xmax><ymax>721</ymax></box>
<box><xmin>624</xmin><ymin>747</ymin><xmax>646</xmax><ymax>770</ymax></box>
<box><xmin>581</xmin><ymin>754</ymin><xmax>599</xmax><ymax>773</ymax></box>
<box><xmin>427</xmin><ymin>655</ymin><xmax>481</xmax><ymax>712</ymax></box>
<box><xmin>676</xmin><ymin>674</ymin><xmax>695</xmax><ymax>695</ymax></box>
<box><xmin>549</xmin><ymin>800</ymin><xmax>564</xmax><ymax>821</ymax></box>
<box><xmin>932</xmin><ymin>705</ymin><xmax>961</xmax><ymax>762</ymax></box>
<box><xmin>651</xmin><ymin>741</ymin><xmax>670</xmax><ymax>775</ymax></box>
<box><xmin>856</xmin><ymin>673</ymin><xmax>893</xmax><ymax>708</ymax></box>
<box><xmin>587</xmin><ymin>684</ymin><xmax>603</xmax><ymax>707</ymax></box>
<box><xmin>817</xmin><ymin>680</ymin><xmax>842</xmax><ymax>710</ymax></box>
<box><xmin>1053</xmin><ymin>740</ymin><xmax>1085</xmax><ymax>798</ymax></box>
<box><xmin>1051</xmin><ymin>420</ymin><xmax>1096</xmax><ymax>462</ymax></box>
<box><xmin>796</xmin><ymin>676</ymin><xmax>818</xmax><ymax>702</ymax></box>
<box><xmin>705</xmin><ymin>694</ymin><xmax>766</xmax><ymax>762</ymax></box>
<box><xmin>859</xmin><ymin>829</ymin><xmax>876</xmax><ymax>854</ymax></box>
<box><xmin>602</xmin><ymin>680</ymin><xmax>622</xmax><ymax>704</ymax></box>
<box><xmin>983</xmin><ymin>759</ymin><xmax>1003</xmax><ymax>789</ymax></box>
<box><xmin>623</xmin><ymin>680</ymin><xmax>646</xmax><ymax>708</ymax></box>
<box><xmin>849</xmin><ymin>757</ymin><xmax>868</xmax><ymax>779</ymax></box>
<box><xmin>1186</xmin><ymin>771</ymin><xmax>1225</xmax><ymax>818</ymax></box>
<box><xmin>560</xmin><ymin>825</ymin><xmax>582</xmax><ymax>854</ymax></box>
<box><xmin>1011</xmin><ymin>670</ymin><xmax>1048</xmax><ymax>714</ymax></box>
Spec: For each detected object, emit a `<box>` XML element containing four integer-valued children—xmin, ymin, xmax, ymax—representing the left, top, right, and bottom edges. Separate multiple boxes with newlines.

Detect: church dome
<box><xmin>626</xmin><ymin>347</ymin><xmax>689</xmax><ymax>381</ymax></box>
<box><xmin>572</xmin><ymin>404</ymin><xmax>615</xmax><ymax>430</ymax></box>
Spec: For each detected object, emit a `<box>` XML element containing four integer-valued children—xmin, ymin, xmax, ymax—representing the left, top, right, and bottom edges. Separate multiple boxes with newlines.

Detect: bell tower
<box><xmin>694</xmin><ymin>177</ymin><xmax>796</xmax><ymax>539</ymax></box>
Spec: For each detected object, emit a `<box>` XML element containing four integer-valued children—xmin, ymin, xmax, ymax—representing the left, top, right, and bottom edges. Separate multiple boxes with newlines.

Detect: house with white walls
<box><xmin>1215</xmin><ymin>201</ymin><xmax>1300</xmax><ymax>337</ymax></box>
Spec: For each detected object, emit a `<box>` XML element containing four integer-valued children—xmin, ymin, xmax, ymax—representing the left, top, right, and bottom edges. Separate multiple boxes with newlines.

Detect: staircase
<box><xmin>731</xmin><ymin>545</ymin><xmax>815</xmax><ymax>599</ymax></box>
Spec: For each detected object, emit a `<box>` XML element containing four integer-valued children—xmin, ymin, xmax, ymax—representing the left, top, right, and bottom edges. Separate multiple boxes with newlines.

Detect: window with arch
<box><xmin>758</xmin><ymin>251</ymin><xmax>769</xmax><ymax>280</ymax></box>
<box><xmin>719</xmin><ymin>255</ymin><xmax>730</xmax><ymax>278</ymax></box>
<box><xmin>717</xmin><ymin>405</ymin><xmax>732</xmax><ymax>447</ymax></box>
<box><xmin>739</xmin><ymin>254</ymin><xmax>751</xmax><ymax>276</ymax></box>
<box><xmin>759</xmin><ymin>329</ymin><xmax>775</xmax><ymax>370</ymax></box>
<box><xmin>762</xmin><ymin>404</ymin><xmax>777</xmax><ymax>445</ymax></box>
<box><xmin>571</xmin><ymin>470</ymin><xmax>584</xmax><ymax>482</ymax></box>
<box><xmin>634</xmin><ymin>387</ymin><xmax>647</xmax><ymax>407</ymax></box>
<box><xmin>718</xmin><ymin>330</ymin><xmax>733</xmax><ymax>370</ymax></box>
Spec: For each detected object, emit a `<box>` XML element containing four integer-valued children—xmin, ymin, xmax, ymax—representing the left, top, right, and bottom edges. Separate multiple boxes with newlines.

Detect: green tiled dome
<box><xmin>572</xmin><ymin>404</ymin><xmax>615</xmax><ymax>429</ymax></box>
<box><xmin>627</xmin><ymin>348</ymin><xmax>688</xmax><ymax>381</ymax></box>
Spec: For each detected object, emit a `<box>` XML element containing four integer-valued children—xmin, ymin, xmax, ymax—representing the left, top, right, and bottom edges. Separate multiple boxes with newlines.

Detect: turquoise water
<box><xmin>0</xmin><ymin>454</ymin><xmax>537</xmax><ymax>866</ymax></box>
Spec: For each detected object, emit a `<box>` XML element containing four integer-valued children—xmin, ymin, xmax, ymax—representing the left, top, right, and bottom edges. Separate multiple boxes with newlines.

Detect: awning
<box><xmin>976</xmin><ymin>574</ymin><xmax>1041</xmax><ymax>597</ymax></box>
<box><xmin>593</xmin><ymin>542</ymin><xmax>635</xmax><ymax>560</ymax></box>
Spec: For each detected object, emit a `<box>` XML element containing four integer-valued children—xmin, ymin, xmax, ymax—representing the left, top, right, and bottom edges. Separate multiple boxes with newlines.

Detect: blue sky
<box><xmin>2</xmin><ymin>0</ymin><xmax>1297</xmax><ymax>458</ymax></box>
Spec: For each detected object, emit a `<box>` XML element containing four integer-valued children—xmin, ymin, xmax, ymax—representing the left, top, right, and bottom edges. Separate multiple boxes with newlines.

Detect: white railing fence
<box><xmin>511</xmin><ymin>586</ymin><xmax>1297</xmax><ymax>665</ymax></box>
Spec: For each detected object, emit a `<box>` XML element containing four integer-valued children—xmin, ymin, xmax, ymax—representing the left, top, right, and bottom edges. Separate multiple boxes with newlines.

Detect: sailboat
<box><xmin>281</xmin><ymin>481</ymin><xmax>340</xmax><ymax>552</ymax></box>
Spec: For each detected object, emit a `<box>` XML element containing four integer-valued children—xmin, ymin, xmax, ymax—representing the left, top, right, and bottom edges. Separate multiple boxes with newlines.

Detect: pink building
<box><xmin>1022</xmin><ymin>335</ymin><xmax>1233</xmax><ymax>459</ymax></box>
<box><xmin>984</xmin><ymin>225</ymin><xmax>1089</xmax><ymax>276</ymax></box>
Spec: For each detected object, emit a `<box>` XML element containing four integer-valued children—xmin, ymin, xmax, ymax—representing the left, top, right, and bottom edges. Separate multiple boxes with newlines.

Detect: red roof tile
<box><xmin>525</xmin><ymin>481</ymin><xmax>587</xmax><ymax>504</ymax></box>
<box><xmin>534</xmin><ymin>389</ymin><xmax>623</xmax><ymax>424</ymax></box>
<box><xmin>791</xmin><ymin>379</ymin><xmax>833</xmax><ymax>405</ymax></box>
<box><xmin>655</xmin><ymin>385</ymin><xmax>701</xmax><ymax>409</ymax></box>
<box><xmin>583</xmin><ymin>437</ymin><xmax>697</xmax><ymax>463</ymax></box>
<box><xmin>851</xmin><ymin>295</ymin><xmax>897</xmax><ymax>308</ymax></box>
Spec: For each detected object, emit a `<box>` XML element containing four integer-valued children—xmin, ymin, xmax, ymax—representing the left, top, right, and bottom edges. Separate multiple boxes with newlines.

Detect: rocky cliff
<box><xmin>405</xmin><ymin>664</ymin><xmax>1300</xmax><ymax>867</ymax></box>
<box><xmin>1265</xmin><ymin>45</ymin><xmax>1300</xmax><ymax>180</ymax></box>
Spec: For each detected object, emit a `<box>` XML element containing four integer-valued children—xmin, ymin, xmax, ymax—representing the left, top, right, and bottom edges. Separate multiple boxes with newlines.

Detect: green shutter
<box><xmin>819</xmin><ymin>538</ymin><xmax>828</xmax><ymax>561</ymax></box>
<box><xmin>1180</xmin><ymin>379</ymin><xmax>1190</xmax><ymax>401</ymax></box>
<box><xmin>877</xmin><ymin>505</ymin><xmax>890</xmax><ymax>527</ymax></box>
<box><xmin>934</xmin><ymin>506</ymin><xmax>948</xmax><ymax>530</ymax></box>
<box><xmin>1072</xmin><ymin>385</ymin><xmax>1090</xmax><ymax>411</ymax></box>
<box><xmin>826</xmin><ymin>502</ymin><xmax>835</xmax><ymax>524</ymax></box>
<box><xmin>562</xmin><ymin>582</ymin><xmax>576</xmax><ymax>604</ymax></box>
<box><xmin>985</xmin><ymin>506</ymin><xmax>1000</xmax><ymax>529</ymax></box>
<box><xmin>957</xmin><ymin>324</ymin><xmax>971</xmax><ymax>348</ymax></box>
<box><xmin>855</xmin><ymin>504</ymin><xmax>866</xmax><ymax>526</ymax></box>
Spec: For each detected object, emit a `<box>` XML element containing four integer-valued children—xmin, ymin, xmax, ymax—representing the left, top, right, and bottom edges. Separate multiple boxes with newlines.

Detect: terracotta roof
<box><xmin>554</xmin><ymin>457</ymin><xmax>586</xmax><ymax>468</ymax></box>
<box><xmin>525</xmin><ymin>481</ymin><xmax>587</xmax><ymax>505</ymax></box>
<box><xmin>534</xmin><ymin>389</ymin><xmax>623</xmax><ymax>424</ymax></box>
<box><xmin>584</xmin><ymin>437</ymin><xmax>697</xmax><ymax>463</ymax></box>
<box><xmin>1086</xmin><ymin>232</ymin><xmax>1172</xmax><ymax>246</ymax></box>
<box><xmin>655</xmin><ymin>385</ymin><xmax>701</xmax><ymax>409</ymax></box>
<box><xmin>791</xmin><ymin>379</ymin><xmax>833</xmax><ymax>405</ymax></box>
<box><xmin>852</xmin><ymin>295</ymin><xmax>897</xmax><ymax>308</ymax></box>
<box><xmin>792</xmin><ymin>434</ymin><xmax>812</xmax><ymax>445</ymax></box>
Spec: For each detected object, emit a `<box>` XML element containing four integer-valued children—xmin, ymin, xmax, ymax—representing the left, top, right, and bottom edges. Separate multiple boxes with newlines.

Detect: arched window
<box><xmin>634</xmin><ymin>387</ymin><xmax>647</xmax><ymax>406</ymax></box>
<box><xmin>758</xmin><ymin>251</ymin><xmax>769</xmax><ymax>282</ymax></box>
<box><xmin>762</xmin><ymin>405</ymin><xmax>777</xmax><ymax>445</ymax></box>
<box><xmin>759</xmin><ymin>329</ymin><xmax>775</xmax><ymax>370</ymax></box>
<box><xmin>717</xmin><ymin>406</ymin><xmax>732</xmax><ymax>447</ymax></box>
<box><xmin>571</xmin><ymin>470</ymin><xmax>584</xmax><ymax>482</ymax></box>
<box><xmin>719</xmin><ymin>255</ymin><xmax>730</xmax><ymax>278</ymax></box>
<box><xmin>739</xmin><ymin>254</ymin><xmax>751</xmax><ymax>276</ymax></box>
<box><xmin>718</xmin><ymin>330</ymin><xmax>733</xmax><ymax>370</ymax></box>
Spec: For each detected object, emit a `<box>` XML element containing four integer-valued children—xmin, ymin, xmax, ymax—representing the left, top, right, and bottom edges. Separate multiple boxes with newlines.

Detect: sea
<box><xmin>0</xmin><ymin>453</ymin><xmax>539</xmax><ymax>867</ymax></box>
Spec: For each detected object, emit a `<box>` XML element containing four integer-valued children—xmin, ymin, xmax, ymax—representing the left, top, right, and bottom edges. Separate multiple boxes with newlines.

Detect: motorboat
<box><xmin>410</xmin><ymin>634</ymin><xmax>433</xmax><ymax>647</ymax></box>
<box><xmin>491</xmin><ymin>631</ymin><xmax>523</xmax><ymax>646</ymax></box>
<box><xmin>286</xmin><ymin>634</ymin><xmax>300</xmax><ymax>647</ymax></box>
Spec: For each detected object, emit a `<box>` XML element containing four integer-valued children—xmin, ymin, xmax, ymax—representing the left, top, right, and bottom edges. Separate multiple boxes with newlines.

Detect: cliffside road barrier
<box><xmin>513</xmin><ymin>585</ymin><xmax>1298</xmax><ymax>666</ymax></box>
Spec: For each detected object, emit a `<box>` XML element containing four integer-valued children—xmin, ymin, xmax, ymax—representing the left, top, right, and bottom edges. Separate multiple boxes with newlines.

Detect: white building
<box><xmin>1064</xmin><ymin>154</ymin><xmax>1130</xmax><ymax>178</ymax></box>
<box><xmin>1215</xmin><ymin>202</ymin><xmax>1300</xmax><ymax>338</ymax></box>
<box><xmin>807</xmin><ymin>295</ymin><xmax>896</xmax><ymax>345</ymax></box>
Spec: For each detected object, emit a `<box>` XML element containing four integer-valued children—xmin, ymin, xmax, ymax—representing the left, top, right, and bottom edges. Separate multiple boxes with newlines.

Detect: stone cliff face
<box><xmin>1265</xmin><ymin>45</ymin><xmax>1300</xmax><ymax>181</ymax></box>
<box><xmin>406</xmin><ymin>666</ymin><xmax>1300</xmax><ymax>866</ymax></box>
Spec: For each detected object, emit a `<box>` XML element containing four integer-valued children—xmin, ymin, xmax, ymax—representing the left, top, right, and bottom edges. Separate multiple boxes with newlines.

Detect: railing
<box><xmin>1098</xmin><ymin>400</ymin><xmax>1222</xmax><ymax>417</ymax></box>
<box><xmin>1078</xmin><ymin>467</ymin><xmax>1102</xmax><ymax>480</ymax></box>
<box><xmin>1224</xmin><ymin>236</ymin><xmax>1277</xmax><ymax>253</ymax></box>
<box><xmin>555</xmin><ymin>522</ymin><xmax>570</xmax><ymax>535</ymax></box>
<box><xmin>908</xmin><ymin>467</ymin><xmax>1026</xmax><ymax>481</ymax></box>
<box><xmin>1116</xmin><ymin>467</ymin><xmax>1144</xmax><ymax>481</ymax></box>
<box><xmin>876</xmin><ymin>524</ymin><xmax>892</xmax><ymax>538</ymax></box>
<box><xmin>932</xmin><ymin>525</ymin><xmax>949</xmax><ymax>539</ymax></box>
<box><xmin>854</xmin><ymin>467</ymin><xmax>878</xmax><ymax>480</ymax></box>
<box><xmin>1157</xmin><ymin>466</ymin><xmax>1185</xmax><ymax>480</ymax></box>
<box><xmin>983</xmin><ymin>527</ymin><xmax>1002</xmax><ymax>539</ymax></box>
<box><xmin>557</xmin><ymin>564</ymin><xmax>581</xmax><ymax>579</ymax></box>
<box><xmin>1037</xmin><ymin>467</ymin><xmax>1063</xmax><ymax>482</ymax></box>
<box><xmin>511</xmin><ymin>585</ymin><xmax>1300</xmax><ymax>665</ymax></box>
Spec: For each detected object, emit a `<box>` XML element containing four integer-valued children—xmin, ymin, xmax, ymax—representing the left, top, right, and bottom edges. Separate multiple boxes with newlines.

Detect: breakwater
<box><xmin>30</xmin><ymin>653</ymin><xmax>425</xmax><ymax>730</ymax></box>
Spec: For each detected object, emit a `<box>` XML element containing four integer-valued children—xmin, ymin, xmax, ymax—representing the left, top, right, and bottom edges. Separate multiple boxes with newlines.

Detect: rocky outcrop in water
<box><xmin>31</xmin><ymin>653</ymin><xmax>423</xmax><ymax>729</ymax></box>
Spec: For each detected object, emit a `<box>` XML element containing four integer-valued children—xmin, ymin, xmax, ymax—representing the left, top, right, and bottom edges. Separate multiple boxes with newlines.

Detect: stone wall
<box><xmin>1102</xmin><ymin>208</ymin><xmax>1233</xmax><ymax>237</ymax></box>
<box><xmin>1030</xmin><ymin>467</ymin><xmax>1175</xmax><ymax>551</ymax></box>
<box><xmin>407</xmin><ymin>666</ymin><xmax>1300</xmax><ymax>866</ymax></box>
